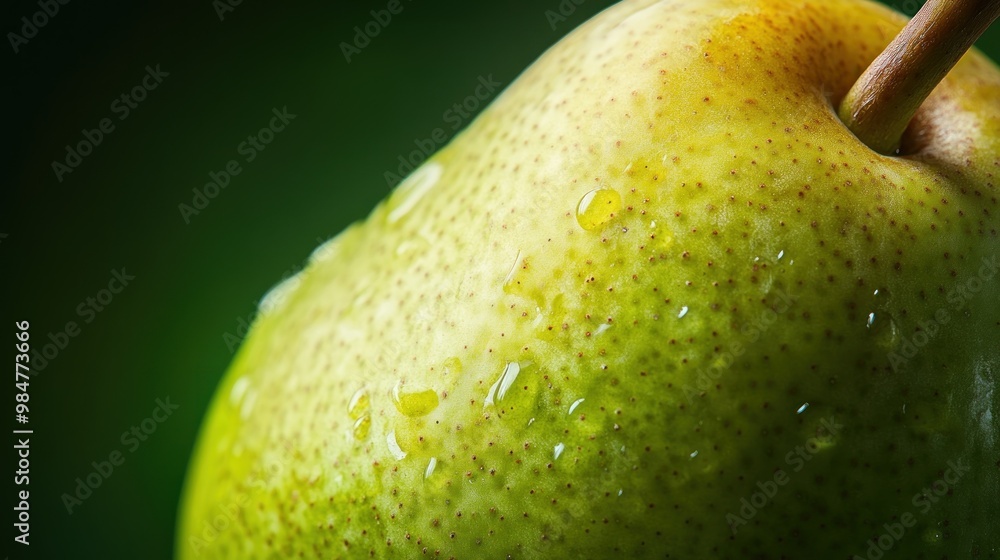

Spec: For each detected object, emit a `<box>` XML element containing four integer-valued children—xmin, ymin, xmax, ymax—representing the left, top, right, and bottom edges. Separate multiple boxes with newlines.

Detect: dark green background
<box><xmin>3</xmin><ymin>0</ymin><xmax>998</xmax><ymax>557</ymax></box>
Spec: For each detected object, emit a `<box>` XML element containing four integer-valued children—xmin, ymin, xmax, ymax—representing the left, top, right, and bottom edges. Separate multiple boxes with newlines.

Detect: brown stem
<box><xmin>838</xmin><ymin>0</ymin><xmax>1000</xmax><ymax>155</ymax></box>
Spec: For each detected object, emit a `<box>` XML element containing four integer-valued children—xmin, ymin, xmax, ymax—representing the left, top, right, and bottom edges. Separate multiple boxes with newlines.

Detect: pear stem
<box><xmin>838</xmin><ymin>0</ymin><xmax>1000</xmax><ymax>155</ymax></box>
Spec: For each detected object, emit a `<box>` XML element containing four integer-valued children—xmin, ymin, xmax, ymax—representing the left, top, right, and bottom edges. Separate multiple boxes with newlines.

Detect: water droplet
<box><xmin>352</xmin><ymin>415</ymin><xmax>371</xmax><ymax>441</ymax></box>
<box><xmin>528</xmin><ymin>418</ymin><xmax>535</xmax><ymax>426</ymax></box>
<box><xmin>797</xmin><ymin>403</ymin><xmax>810</xmax><ymax>414</ymax></box>
<box><xmin>922</xmin><ymin>528</ymin><xmax>943</xmax><ymax>544</ymax></box>
<box><xmin>776</xmin><ymin>250</ymin><xmax>785</xmax><ymax>261</ymax></box>
<box><xmin>866</xmin><ymin>311</ymin><xmax>899</xmax><ymax>350</ymax></box>
<box><xmin>485</xmin><ymin>362</ymin><xmax>521</xmax><ymax>408</ymax></box>
<box><xmin>348</xmin><ymin>388</ymin><xmax>370</xmax><ymax>420</ymax></box>
<box><xmin>259</xmin><ymin>273</ymin><xmax>303</xmax><ymax>315</ymax></box>
<box><xmin>617</xmin><ymin>489</ymin><xmax>623</xmax><ymax>496</ymax></box>
<box><xmin>240</xmin><ymin>389</ymin><xmax>257</xmax><ymax>420</ymax></box>
<box><xmin>568</xmin><ymin>398</ymin><xmax>585</xmax><ymax>415</ymax></box>
<box><xmin>425</xmin><ymin>457</ymin><xmax>438</xmax><ymax>479</ymax></box>
<box><xmin>576</xmin><ymin>188</ymin><xmax>622</xmax><ymax>231</ymax></box>
<box><xmin>594</xmin><ymin>323</ymin><xmax>611</xmax><ymax>336</ymax></box>
<box><xmin>386</xmin><ymin>430</ymin><xmax>406</xmax><ymax>460</ymax></box>
<box><xmin>503</xmin><ymin>250</ymin><xmax>523</xmax><ymax>293</ymax></box>
<box><xmin>309</xmin><ymin>234</ymin><xmax>342</xmax><ymax>263</ymax></box>
<box><xmin>229</xmin><ymin>377</ymin><xmax>250</xmax><ymax>406</ymax></box>
<box><xmin>678</xmin><ymin>306</ymin><xmax>689</xmax><ymax>319</ymax></box>
<box><xmin>554</xmin><ymin>442</ymin><xmax>565</xmax><ymax>460</ymax></box>
<box><xmin>391</xmin><ymin>381</ymin><xmax>439</xmax><ymax>417</ymax></box>
<box><xmin>531</xmin><ymin>307</ymin><xmax>546</xmax><ymax>331</ymax></box>
<box><xmin>443</xmin><ymin>357</ymin><xmax>462</xmax><ymax>375</ymax></box>
<box><xmin>873</xmin><ymin>287</ymin><xmax>891</xmax><ymax>300</ymax></box>
<box><xmin>689</xmin><ymin>450</ymin><xmax>699</xmax><ymax>458</ymax></box>
<box><xmin>387</xmin><ymin>162</ymin><xmax>443</xmax><ymax>223</ymax></box>
<box><xmin>396</xmin><ymin>240</ymin><xmax>420</xmax><ymax>256</ymax></box>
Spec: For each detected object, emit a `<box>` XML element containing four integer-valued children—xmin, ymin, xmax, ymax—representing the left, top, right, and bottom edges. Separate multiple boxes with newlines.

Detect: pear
<box><xmin>178</xmin><ymin>0</ymin><xmax>1000</xmax><ymax>557</ymax></box>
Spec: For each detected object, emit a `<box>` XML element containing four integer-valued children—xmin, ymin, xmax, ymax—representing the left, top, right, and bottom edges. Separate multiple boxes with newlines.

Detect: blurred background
<box><xmin>2</xmin><ymin>0</ymin><xmax>998</xmax><ymax>557</ymax></box>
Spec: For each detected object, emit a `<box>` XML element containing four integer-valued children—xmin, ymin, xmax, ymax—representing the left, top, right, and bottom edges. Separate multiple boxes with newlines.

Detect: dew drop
<box><xmin>443</xmin><ymin>357</ymin><xmax>463</xmax><ymax>375</ymax></box>
<box><xmin>396</xmin><ymin>240</ymin><xmax>421</xmax><ymax>257</ymax></box>
<box><xmin>229</xmin><ymin>377</ymin><xmax>250</xmax><ymax>407</ymax></box>
<box><xmin>348</xmin><ymin>388</ymin><xmax>370</xmax><ymax>420</ymax></box>
<box><xmin>485</xmin><ymin>362</ymin><xmax>521</xmax><ymax>408</ymax></box>
<box><xmin>309</xmin><ymin>234</ymin><xmax>343</xmax><ymax>264</ymax></box>
<box><xmin>259</xmin><ymin>273</ymin><xmax>303</xmax><ymax>316</ymax></box>
<box><xmin>352</xmin><ymin>415</ymin><xmax>371</xmax><ymax>441</ymax></box>
<box><xmin>387</xmin><ymin>162</ymin><xmax>442</xmax><ymax>223</ymax></box>
<box><xmin>689</xmin><ymin>450</ymin><xmax>699</xmax><ymax>458</ymax></box>
<box><xmin>594</xmin><ymin>323</ymin><xmax>611</xmax><ymax>336</ymax></box>
<box><xmin>796</xmin><ymin>402</ymin><xmax>809</xmax><ymax>414</ymax></box>
<box><xmin>866</xmin><ymin>311</ymin><xmax>900</xmax><ymax>350</ymax></box>
<box><xmin>776</xmin><ymin>250</ymin><xmax>785</xmax><ymax>261</ymax></box>
<box><xmin>425</xmin><ymin>457</ymin><xmax>438</xmax><ymax>479</ymax></box>
<box><xmin>503</xmin><ymin>250</ymin><xmax>523</xmax><ymax>294</ymax></box>
<box><xmin>873</xmin><ymin>287</ymin><xmax>891</xmax><ymax>300</ymax></box>
<box><xmin>391</xmin><ymin>380</ymin><xmax>439</xmax><ymax>417</ymax></box>
<box><xmin>239</xmin><ymin>389</ymin><xmax>257</xmax><ymax>420</ymax></box>
<box><xmin>576</xmin><ymin>188</ymin><xmax>622</xmax><ymax>230</ymax></box>
<box><xmin>386</xmin><ymin>430</ymin><xmax>406</xmax><ymax>460</ymax></box>
<box><xmin>678</xmin><ymin>306</ymin><xmax>689</xmax><ymax>319</ymax></box>
<box><xmin>554</xmin><ymin>442</ymin><xmax>565</xmax><ymax>460</ymax></box>
<box><xmin>568</xmin><ymin>398</ymin><xmax>585</xmax><ymax>415</ymax></box>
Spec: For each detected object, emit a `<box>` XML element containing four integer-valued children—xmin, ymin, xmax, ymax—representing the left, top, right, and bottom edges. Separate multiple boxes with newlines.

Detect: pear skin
<box><xmin>179</xmin><ymin>0</ymin><xmax>1000</xmax><ymax>557</ymax></box>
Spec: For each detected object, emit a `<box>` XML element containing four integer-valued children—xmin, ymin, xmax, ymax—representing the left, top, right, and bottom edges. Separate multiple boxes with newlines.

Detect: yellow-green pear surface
<box><xmin>179</xmin><ymin>0</ymin><xmax>1000</xmax><ymax>557</ymax></box>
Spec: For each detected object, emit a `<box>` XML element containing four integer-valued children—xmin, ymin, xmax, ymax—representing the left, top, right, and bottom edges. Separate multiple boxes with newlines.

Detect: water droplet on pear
<box><xmin>576</xmin><ymin>188</ymin><xmax>622</xmax><ymax>230</ymax></box>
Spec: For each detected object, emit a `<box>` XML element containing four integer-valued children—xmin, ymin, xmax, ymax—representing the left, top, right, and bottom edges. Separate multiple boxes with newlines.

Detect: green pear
<box><xmin>179</xmin><ymin>0</ymin><xmax>1000</xmax><ymax>557</ymax></box>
